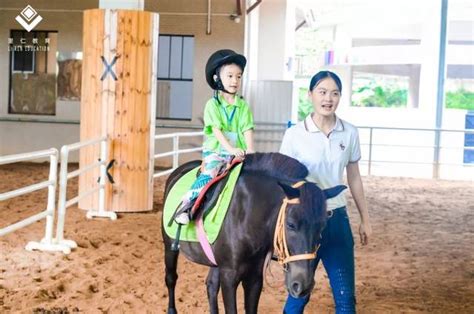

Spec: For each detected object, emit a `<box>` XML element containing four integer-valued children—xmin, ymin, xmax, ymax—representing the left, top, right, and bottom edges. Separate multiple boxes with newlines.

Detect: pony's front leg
<box><xmin>219</xmin><ymin>268</ymin><xmax>239</xmax><ymax>314</ymax></box>
<box><xmin>165</xmin><ymin>245</ymin><xmax>180</xmax><ymax>314</ymax></box>
<box><xmin>243</xmin><ymin>271</ymin><xmax>264</xmax><ymax>314</ymax></box>
<box><xmin>206</xmin><ymin>266</ymin><xmax>220</xmax><ymax>314</ymax></box>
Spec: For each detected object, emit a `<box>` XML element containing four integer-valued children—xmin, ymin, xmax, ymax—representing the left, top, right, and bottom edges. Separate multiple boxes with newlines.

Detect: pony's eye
<box><xmin>286</xmin><ymin>222</ymin><xmax>297</xmax><ymax>230</ymax></box>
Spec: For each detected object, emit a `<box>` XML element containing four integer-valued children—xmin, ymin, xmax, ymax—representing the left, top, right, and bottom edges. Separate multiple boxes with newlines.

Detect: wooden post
<box><xmin>79</xmin><ymin>9</ymin><xmax>159</xmax><ymax>212</ymax></box>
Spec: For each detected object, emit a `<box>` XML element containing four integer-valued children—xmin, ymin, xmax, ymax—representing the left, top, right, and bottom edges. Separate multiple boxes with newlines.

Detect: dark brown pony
<box><xmin>162</xmin><ymin>153</ymin><xmax>345</xmax><ymax>314</ymax></box>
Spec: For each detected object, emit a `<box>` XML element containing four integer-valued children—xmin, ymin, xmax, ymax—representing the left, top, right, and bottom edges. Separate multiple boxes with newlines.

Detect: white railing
<box><xmin>0</xmin><ymin>148</ymin><xmax>71</xmax><ymax>254</ymax></box>
<box><xmin>358</xmin><ymin>126</ymin><xmax>474</xmax><ymax>179</ymax></box>
<box><xmin>154</xmin><ymin>124</ymin><xmax>474</xmax><ymax>180</ymax></box>
<box><xmin>254</xmin><ymin>123</ymin><xmax>474</xmax><ymax>180</ymax></box>
<box><xmin>154</xmin><ymin>131</ymin><xmax>204</xmax><ymax>178</ymax></box>
<box><xmin>55</xmin><ymin>136</ymin><xmax>115</xmax><ymax>252</ymax></box>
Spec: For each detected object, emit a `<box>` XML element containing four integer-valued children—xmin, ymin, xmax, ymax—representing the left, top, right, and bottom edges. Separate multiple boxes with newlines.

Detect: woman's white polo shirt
<box><xmin>280</xmin><ymin>115</ymin><xmax>361</xmax><ymax>211</ymax></box>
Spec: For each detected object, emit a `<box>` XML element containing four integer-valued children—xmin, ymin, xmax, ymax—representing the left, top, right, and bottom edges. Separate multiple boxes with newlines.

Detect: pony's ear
<box><xmin>278</xmin><ymin>182</ymin><xmax>300</xmax><ymax>199</ymax></box>
<box><xmin>323</xmin><ymin>185</ymin><xmax>347</xmax><ymax>199</ymax></box>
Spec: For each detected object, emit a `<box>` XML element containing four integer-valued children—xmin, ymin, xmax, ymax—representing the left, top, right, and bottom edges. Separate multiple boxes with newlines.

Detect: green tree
<box><xmin>298</xmin><ymin>87</ymin><xmax>313</xmax><ymax>120</ymax></box>
<box><xmin>445</xmin><ymin>89</ymin><xmax>474</xmax><ymax>110</ymax></box>
<box><xmin>353</xmin><ymin>85</ymin><xmax>407</xmax><ymax>108</ymax></box>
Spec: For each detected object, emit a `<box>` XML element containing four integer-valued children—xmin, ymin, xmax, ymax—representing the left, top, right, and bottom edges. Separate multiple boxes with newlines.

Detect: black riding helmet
<box><xmin>205</xmin><ymin>49</ymin><xmax>247</xmax><ymax>91</ymax></box>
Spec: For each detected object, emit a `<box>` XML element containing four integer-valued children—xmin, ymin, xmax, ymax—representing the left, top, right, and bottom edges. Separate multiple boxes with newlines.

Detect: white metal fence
<box><xmin>0</xmin><ymin>148</ymin><xmax>71</xmax><ymax>254</ymax></box>
<box><xmin>153</xmin><ymin>131</ymin><xmax>204</xmax><ymax>178</ymax></box>
<box><xmin>0</xmin><ymin>136</ymin><xmax>113</xmax><ymax>254</ymax></box>
<box><xmin>358</xmin><ymin>126</ymin><xmax>474</xmax><ymax>180</ymax></box>
<box><xmin>55</xmin><ymin>136</ymin><xmax>115</xmax><ymax>252</ymax></box>
<box><xmin>1</xmin><ymin>125</ymin><xmax>472</xmax><ymax>255</ymax></box>
<box><xmin>254</xmin><ymin>123</ymin><xmax>474</xmax><ymax>180</ymax></box>
<box><xmin>1</xmin><ymin>131</ymin><xmax>203</xmax><ymax>255</ymax></box>
<box><xmin>151</xmin><ymin>125</ymin><xmax>474</xmax><ymax>180</ymax></box>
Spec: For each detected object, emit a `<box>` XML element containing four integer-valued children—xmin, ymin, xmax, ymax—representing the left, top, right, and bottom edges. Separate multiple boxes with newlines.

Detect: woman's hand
<box><xmin>347</xmin><ymin>162</ymin><xmax>372</xmax><ymax>246</ymax></box>
<box><xmin>359</xmin><ymin>221</ymin><xmax>372</xmax><ymax>245</ymax></box>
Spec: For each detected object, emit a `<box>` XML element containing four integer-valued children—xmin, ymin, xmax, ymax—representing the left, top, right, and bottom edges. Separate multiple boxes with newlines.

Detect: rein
<box><xmin>273</xmin><ymin>181</ymin><xmax>320</xmax><ymax>266</ymax></box>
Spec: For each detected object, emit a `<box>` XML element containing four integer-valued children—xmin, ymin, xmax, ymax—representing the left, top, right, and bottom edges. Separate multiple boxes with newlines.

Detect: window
<box><xmin>8</xmin><ymin>30</ymin><xmax>58</xmax><ymax>115</ymax></box>
<box><xmin>57</xmin><ymin>52</ymin><xmax>82</xmax><ymax>101</ymax></box>
<box><xmin>351</xmin><ymin>68</ymin><xmax>415</xmax><ymax>108</ymax></box>
<box><xmin>156</xmin><ymin>35</ymin><xmax>194</xmax><ymax>120</ymax></box>
<box><xmin>11</xmin><ymin>31</ymin><xmax>35</xmax><ymax>73</ymax></box>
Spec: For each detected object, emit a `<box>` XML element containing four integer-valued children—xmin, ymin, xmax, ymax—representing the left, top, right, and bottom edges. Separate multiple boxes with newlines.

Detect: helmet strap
<box><xmin>213</xmin><ymin>90</ymin><xmax>221</xmax><ymax>104</ymax></box>
<box><xmin>214</xmin><ymin>72</ymin><xmax>237</xmax><ymax>96</ymax></box>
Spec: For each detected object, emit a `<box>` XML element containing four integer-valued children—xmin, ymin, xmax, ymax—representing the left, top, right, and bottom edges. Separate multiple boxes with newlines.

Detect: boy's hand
<box><xmin>230</xmin><ymin>148</ymin><xmax>245</xmax><ymax>157</ymax></box>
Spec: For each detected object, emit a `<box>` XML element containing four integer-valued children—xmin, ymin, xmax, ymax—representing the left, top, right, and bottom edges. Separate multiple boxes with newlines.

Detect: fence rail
<box><xmin>154</xmin><ymin>131</ymin><xmax>204</xmax><ymax>178</ymax></box>
<box><xmin>55</xmin><ymin>136</ymin><xmax>114</xmax><ymax>253</ymax></box>
<box><xmin>358</xmin><ymin>126</ymin><xmax>474</xmax><ymax>178</ymax></box>
<box><xmin>0</xmin><ymin>148</ymin><xmax>71</xmax><ymax>253</ymax></box>
<box><xmin>1</xmin><ymin>136</ymin><xmax>121</xmax><ymax>254</ymax></box>
<box><xmin>1</xmin><ymin>124</ymin><xmax>472</xmax><ymax>255</ymax></box>
<box><xmin>154</xmin><ymin>124</ymin><xmax>474</xmax><ymax>180</ymax></box>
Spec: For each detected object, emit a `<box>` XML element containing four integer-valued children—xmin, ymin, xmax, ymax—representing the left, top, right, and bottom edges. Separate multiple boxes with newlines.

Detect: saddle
<box><xmin>190</xmin><ymin>156</ymin><xmax>244</xmax><ymax>221</ymax></box>
<box><xmin>163</xmin><ymin>158</ymin><xmax>244</xmax><ymax>244</ymax></box>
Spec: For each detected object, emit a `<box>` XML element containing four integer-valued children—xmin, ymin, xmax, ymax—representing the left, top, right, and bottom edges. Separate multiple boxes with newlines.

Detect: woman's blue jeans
<box><xmin>283</xmin><ymin>207</ymin><xmax>356</xmax><ymax>314</ymax></box>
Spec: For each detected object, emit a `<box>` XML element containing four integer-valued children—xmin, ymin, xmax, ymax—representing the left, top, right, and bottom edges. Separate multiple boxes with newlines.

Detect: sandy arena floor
<box><xmin>0</xmin><ymin>163</ymin><xmax>473</xmax><ymax>313</ymax></box>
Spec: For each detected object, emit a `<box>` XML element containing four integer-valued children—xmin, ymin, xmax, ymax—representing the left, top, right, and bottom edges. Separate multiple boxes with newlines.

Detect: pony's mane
<box><xmin>242</xmin><ymin>152</ymin><xmax>308</xmax><ymax>182</ymax></box>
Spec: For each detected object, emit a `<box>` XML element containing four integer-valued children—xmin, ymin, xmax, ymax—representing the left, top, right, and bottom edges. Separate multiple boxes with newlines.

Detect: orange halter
<box><xmin>273</xmin><ymin>181</ymin><xmax>320</xmax><ymax>266</ymax></box>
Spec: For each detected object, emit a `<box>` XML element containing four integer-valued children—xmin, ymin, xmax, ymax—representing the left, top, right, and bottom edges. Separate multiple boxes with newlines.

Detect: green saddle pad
<box><xmin>163</xmin><ymin>163</ymin><xmax>243</xmax><ymax>243</ymax></box>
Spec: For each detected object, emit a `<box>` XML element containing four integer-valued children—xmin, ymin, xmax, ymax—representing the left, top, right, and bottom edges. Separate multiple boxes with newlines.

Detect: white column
<box><xmin>332</xmin><ymin>25</ymin><xmax>353</xmax><ymax>108</ymax></box>
<box><xmin>256</xmin><ymin>0</ymin><xmax>294</xmax><ymax>80</ymax></box>
<box><xmin>99</xmin><ymin>0</ymin><xmax>144</xmax><ymax>10</ymax></box>
<box><xmin>418</xmin><ymin>1</ymin><xmax>442</xmax><ymax>113</ymax></box>
<box><xmin>284</xmin><ymin>0</ymin><xmax>295</xmax><ymax>81</ymax></box>
<box><xmin>326</xmin><ymin>65</ymin><xmax>352</xmax><ymax>108</ymax></box>
<box><xmin>243</xmin><ymin>0</ymin><xmax>260</xmax><ymax>97</ymax></box>
<box><xmin>408</xmin><ymin>66</ymin><xmax>420</xmax><ymax>109</ymax></box>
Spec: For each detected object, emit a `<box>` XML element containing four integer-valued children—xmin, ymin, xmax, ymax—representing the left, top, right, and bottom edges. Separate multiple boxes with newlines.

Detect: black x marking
<box><xmin>100</xmin><ymin>55</ymin><xmax>119</xmax><ymax>81</ymax></box>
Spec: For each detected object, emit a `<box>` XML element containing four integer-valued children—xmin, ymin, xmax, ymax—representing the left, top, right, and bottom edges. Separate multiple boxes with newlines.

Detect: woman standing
<box><xmin>280</xmin><ymin>71</ymin><xmax>372</xmax><ymax>313</ymax></box>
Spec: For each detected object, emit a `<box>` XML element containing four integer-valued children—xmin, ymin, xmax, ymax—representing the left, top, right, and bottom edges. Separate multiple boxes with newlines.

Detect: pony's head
<box><xmin>277</xmin><ymin>181</ymin><xmax>346</xmax><ymax>298</ymax></box>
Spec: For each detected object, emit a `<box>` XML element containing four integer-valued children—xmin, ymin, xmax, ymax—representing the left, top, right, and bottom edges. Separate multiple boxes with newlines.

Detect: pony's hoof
<box><xmin>167</xmin><ymin>308</ymin><xmax>177</xmax><ymax>314</ymax></box>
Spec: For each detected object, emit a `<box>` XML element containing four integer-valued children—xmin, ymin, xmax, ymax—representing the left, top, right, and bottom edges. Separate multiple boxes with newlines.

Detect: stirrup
<box><xmin>174</xmin><ymin>210</ymin><xmax>191</xmax><ymax>225</ymax></box>
<box><xmin>168</xmin><ymin>201</ymin><xmax>193</xmax><ymax>227</ymax></box>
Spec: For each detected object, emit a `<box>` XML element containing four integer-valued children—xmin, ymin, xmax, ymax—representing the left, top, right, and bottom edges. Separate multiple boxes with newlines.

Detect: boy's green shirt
<box><xmin>203</xmin><ymin>94</ymin><xmax>254</xmax><ymax>153</ymax></box>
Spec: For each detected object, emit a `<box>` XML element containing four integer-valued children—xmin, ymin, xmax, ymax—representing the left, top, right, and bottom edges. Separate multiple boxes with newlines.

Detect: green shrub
<box><xmin>352</xmin><ymin>85</ymin><xmax>407</xmax><ymax>108</ymax></box>
<box><xmin>298</xmin><ymin>87</ymin><xmax>313</xmax><ymax>120</ymax></box>
<box><xmin>445</xmin><ymin>89</ymin><xmax>474</xmax><ymax>110</ymax></box>
<box><xmin>298</xmin><ymin>86</ymin><xmax>474</xmax><ymax>115</ymax></box>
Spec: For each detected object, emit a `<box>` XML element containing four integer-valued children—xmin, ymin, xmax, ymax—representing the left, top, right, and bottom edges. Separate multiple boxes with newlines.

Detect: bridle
<box><xmin>273</xmin><ymin>181</ymin><xmax>321</xmax><ymax>267</ymax></box>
